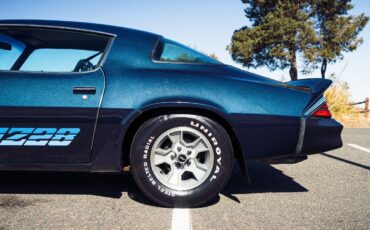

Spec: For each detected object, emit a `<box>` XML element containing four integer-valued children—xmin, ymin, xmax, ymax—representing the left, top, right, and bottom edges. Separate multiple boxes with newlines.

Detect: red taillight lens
<box><xmin>312</xmin><ymin>103</ymin><xmax>332</xmax><ymax>118</ymax></box>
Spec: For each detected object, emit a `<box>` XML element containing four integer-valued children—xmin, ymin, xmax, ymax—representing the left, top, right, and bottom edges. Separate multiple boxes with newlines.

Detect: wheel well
<box><xmin>121</xmin><ymin>107</ymin><xmax>243</xmax><ymax>167</ymax></box>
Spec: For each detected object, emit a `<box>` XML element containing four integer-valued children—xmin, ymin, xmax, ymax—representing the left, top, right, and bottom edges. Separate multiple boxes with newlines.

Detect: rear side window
<box><xmin>0</xmin><ymin>27</ymin><xmax>112</xmax><ymax>72</ymax></box>
<box><xmin>153</xmin><ymin>38</ymin><xmax>220</xmax><ymax>64</ymax></box>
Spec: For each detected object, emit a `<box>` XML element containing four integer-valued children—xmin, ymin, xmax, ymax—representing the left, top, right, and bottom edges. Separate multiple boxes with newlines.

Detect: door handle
<box><xmin>73</xmin><ymin>87</ymin><xmax>96</xmax><ymax>95</ymax></box>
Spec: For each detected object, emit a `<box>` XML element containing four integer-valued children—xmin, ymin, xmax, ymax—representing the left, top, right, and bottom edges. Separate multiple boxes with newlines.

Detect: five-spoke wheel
<box><xmin>150</xmin><ymin>127</ymin><xmax>214</xmax><ymax>190</ymax></box>
<box><xmin>130</xmin><ymin>114</ymin><xmax>233</xmax><ymax>207</ymax></box>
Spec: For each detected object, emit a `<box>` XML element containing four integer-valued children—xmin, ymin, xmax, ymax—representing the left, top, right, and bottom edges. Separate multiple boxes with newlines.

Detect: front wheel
<box><xmin>130</xmin><ymin>114</ymin><xmax>233</xmax><ymax>207</ymax></box>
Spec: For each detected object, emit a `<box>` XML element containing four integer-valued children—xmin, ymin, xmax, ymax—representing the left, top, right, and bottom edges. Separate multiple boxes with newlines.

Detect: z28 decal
<box><xmin>0</xmin><ymin>128</ymin><xmax>80</xmax><ymax>146</ymax></box>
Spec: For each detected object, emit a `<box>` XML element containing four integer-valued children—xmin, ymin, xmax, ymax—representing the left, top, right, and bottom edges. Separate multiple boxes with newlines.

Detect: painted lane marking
<box><xmin>171</xmin><ymin>208</ymin><xmax>192</xmax><ymax>230</ymax></box>
<box><xmin>348</xmin><ymin>144</ymin><xmax>370</xmax><ymax>154</ymax></box>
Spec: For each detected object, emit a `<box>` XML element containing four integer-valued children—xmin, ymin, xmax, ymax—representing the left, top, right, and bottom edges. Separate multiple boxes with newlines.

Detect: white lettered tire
<box><xmin>130</xmin><ymin>114</ymin><xmax>233</xmax><ymax>207</ymax></box>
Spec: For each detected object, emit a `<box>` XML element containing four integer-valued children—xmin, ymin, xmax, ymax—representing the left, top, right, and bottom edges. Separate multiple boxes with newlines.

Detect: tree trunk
<box><xmin>289</xmin><ymin>50</ymin><xmax>298</xmax><ymax>81</ymax></box>
<box><xmin>321</xmin><ymin>58</ymin><xmax>327</xmax><ymax>79</ymax></box>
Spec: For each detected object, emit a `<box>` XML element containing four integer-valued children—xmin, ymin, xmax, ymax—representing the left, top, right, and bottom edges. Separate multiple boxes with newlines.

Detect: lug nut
<box><xmin>177</xmin><ymin>146</ymin><xmax>182</xmax><ymax>152</ymax></box>
<box><xmin>187</xmin><ymin>150</ymin><xmax>192</xmax><ymax>155</ymax></box>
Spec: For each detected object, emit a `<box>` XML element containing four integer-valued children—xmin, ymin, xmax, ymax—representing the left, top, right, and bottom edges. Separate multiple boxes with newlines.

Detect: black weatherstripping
<box><xmin>0</xmin><ymin>40</ymin><xmax>11</xmax><ymax>50</ymax></box>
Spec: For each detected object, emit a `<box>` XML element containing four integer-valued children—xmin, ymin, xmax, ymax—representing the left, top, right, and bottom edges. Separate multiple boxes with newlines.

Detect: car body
<box><xmin>0</xmin><ymin>20</ymin><xmax>343</xmax><ymax>206</ymax></box>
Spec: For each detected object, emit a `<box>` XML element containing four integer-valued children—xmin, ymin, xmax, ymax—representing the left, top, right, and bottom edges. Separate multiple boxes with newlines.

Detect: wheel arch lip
<box><xmin>139</xmin><ymin>99</ymin><xmax>229</xmax><ymax>115</ymax></box>
<box><xmin>118</xmin><ymin>99</ymin><xmax>246</xmax><ymax>169</ymax></box>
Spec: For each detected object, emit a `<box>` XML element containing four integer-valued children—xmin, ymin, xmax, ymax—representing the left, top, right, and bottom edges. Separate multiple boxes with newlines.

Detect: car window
<box><xmin>0</xmin><ymin>34</ymin><xmax>25</xmax><ymax>71</ymax></box>
<box><xmin>0</xmin><ymin>27</ymin><xmax>112</xmax><ymax>73</ymax></box>
<box><xmin>157</xmin><ymin>39</ymin><xmax>220</xmax><ymax>64</ymax></box>
<box><xmin>20</xmin><ymin>49</ymin><xmax>102</xmax><ymax>72</ymax></box>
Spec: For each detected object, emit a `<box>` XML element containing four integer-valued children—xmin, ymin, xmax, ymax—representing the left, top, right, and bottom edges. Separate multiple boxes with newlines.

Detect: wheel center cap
<box><xmin>178</xmin><ymin>154</ymin><xmax>187</xmax><ymax>163</ymax></box>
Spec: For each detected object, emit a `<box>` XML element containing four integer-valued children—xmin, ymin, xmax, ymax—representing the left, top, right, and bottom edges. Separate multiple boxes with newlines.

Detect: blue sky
<box><xmin>1</xmin><ymin>0</ymin><xmax>369</xmax><ymax>101</ymax></box>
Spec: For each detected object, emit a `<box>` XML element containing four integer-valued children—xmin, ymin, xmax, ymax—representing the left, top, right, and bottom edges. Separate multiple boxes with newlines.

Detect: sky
<box><xmin>1</xmin><ymin>0</ymin><xmax>369</xmax><ymax>102</ymax></box>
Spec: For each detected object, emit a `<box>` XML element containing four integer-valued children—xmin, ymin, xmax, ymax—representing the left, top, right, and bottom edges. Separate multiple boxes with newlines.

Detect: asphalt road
<box><xmin>0</xmin><ymin>129</ymin><xmax>369</xmax><ymax>230</ymax></box>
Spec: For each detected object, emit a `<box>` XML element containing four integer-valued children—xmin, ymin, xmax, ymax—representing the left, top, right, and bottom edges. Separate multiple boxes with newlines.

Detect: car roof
<box><xmin>0</xmin><ymin>19</ymin><xmax>158</xmax><ymax>37</ymax></box>
<box><xmin>0</xmin><ymin>20</ymin><xmax>163</xmax><ymax>69</ymax></box>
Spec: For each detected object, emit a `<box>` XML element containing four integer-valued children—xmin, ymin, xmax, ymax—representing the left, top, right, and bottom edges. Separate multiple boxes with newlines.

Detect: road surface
<box><xmin>0</xmin><ymin>129</ymin><xmax>369</xmax><ymax>230</ymax></box>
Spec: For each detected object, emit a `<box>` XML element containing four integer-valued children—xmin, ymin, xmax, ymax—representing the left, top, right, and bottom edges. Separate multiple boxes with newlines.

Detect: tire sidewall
<box><xmin>131</xmin><ymin>114</ymin><xmax>233</xmax><ymax>207</ymax></box>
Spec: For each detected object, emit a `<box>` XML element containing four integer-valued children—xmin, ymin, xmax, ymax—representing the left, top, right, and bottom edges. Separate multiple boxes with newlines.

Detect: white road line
<box><xmin>348</xmin><ymin>144</ymin><xmax>370</xmax><ymax>154</ymax></box>
<box><xmin>171</xmin><ymin>208</ymin><xmax>192</xmax><ymax>230</ymax></box>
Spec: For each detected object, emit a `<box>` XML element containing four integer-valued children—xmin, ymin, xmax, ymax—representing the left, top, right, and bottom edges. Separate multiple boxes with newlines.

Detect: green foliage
<box><xmin>229</xmin><ymin>0</ymin><xmax>369</xmax><ymax>80</ymax></box>
<box><xmin>308</xmin><ymin>0</ymin><xmax>369</xmax><ymax>72</ymax></box>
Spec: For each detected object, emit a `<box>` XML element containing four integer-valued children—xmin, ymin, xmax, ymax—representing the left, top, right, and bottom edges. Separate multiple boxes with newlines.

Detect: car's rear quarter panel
<box><xmin>99</xmin><ymin>44</ymin><xmax>313</xmax><ymax>163</ymax></box>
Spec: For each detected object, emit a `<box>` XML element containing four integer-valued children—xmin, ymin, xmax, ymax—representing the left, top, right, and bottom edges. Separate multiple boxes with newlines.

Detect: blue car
<box><xmin>0</xmin><ymin>20</ymin><xmax>342</xmax><ymax>207</ymax></box>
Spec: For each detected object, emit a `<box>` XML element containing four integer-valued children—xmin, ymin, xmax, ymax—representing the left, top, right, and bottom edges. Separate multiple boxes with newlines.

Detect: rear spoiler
<box><xmin>286</xmin><ymin>78</ymin><xmax>332</xmax><ymax>110</ymax></box>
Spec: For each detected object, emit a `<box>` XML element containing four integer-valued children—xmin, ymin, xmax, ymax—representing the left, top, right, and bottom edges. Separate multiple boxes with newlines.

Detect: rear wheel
<box><xmin>130</xmin><ymin>114</ymin><xmax>233</xmax><ymax>207</ymax></box>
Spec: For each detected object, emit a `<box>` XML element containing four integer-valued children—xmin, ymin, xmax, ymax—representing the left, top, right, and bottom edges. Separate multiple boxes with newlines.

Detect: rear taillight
<box><xmin>312</xmin><ymin>103</ymin><xmax>331</xmax><ymax>118</ymax></box>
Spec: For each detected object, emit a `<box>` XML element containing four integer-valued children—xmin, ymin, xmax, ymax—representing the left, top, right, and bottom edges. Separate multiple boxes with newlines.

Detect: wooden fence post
<box><xmin>365</xmin><ymin>97</ymin><xmax>369</xmax><ymax>118</ymax></box>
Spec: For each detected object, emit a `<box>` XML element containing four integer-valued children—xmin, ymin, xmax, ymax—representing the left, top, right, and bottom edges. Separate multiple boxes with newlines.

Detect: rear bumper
<box><xmin>232</xmin><ymin>115</ymin><xmax>343</xmax><ymax>162</ymax></box>
<box><xmin>297</xmin><ymin>117</ymin><xmax>343</xmax><ymax>155</ymax></box>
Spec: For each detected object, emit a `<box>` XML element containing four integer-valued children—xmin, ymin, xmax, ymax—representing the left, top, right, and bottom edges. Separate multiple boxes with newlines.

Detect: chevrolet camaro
<box><xmin>0</xmin><ymin>20</ymin><xmax>343</xmax><ymax>207</ymax></box>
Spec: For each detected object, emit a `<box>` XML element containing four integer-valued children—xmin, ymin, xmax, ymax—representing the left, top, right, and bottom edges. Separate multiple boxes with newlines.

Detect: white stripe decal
<box><xmin>348</xmin><ymin>144</ymin><xmax>370</xmax><ymax>154</ymax></box>
<box><xmin>304</xmin><ymin>97</ymin><xmax>326</xmax><ymax>116</ymax></box>
<box><xmin>171</xmin><ymin>208</ymin><xmax>192</xmax><ymax>230</ymax></box>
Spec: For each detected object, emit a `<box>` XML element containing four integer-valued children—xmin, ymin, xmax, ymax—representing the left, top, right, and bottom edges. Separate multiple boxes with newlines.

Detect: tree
<box><xmin>209</xmin><ymin>53</ymin><xmax>219</xmax><ymax>60</ymax></box>
<box><xmin>310</xmin><ymin>0</ymin><xmax>368</xmax><ymax>78</ymax></box>
<box><xmin>229</xmin><ymin>0</ymin><xmax>368</xmax><ymax>81</ymax></box>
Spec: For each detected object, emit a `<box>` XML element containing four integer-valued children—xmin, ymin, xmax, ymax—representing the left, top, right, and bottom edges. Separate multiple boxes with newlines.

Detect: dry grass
<box><xmin>337</xmin><ymin>113</ymin><xmax>370</xmax><ymax>128</ymax></box>
<box><xmin>324</xmin><ymin>75</ymin><xmax>369</xmax><ymax>128</ymax></box>
<box><xmin>325</xmin><ymin>77</ymin><xmax>356</xmax><ymax>117</ymax></box>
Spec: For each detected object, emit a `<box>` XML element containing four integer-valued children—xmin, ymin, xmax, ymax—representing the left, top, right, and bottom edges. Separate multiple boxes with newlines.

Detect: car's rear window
<box><xmin>153</xmin><ymin>38</ymin><xmax>220</xmax><ymax>65</ymax></box>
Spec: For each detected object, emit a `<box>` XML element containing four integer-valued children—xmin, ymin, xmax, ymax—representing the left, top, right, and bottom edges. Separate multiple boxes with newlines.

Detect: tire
<box><xmin>130</xmin><ymin>114</ymin><xmax>233</xmax><ymax>207</ymax></box>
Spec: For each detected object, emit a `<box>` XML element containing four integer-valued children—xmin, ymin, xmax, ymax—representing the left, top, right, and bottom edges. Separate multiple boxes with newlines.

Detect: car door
<box><xmin>0</xmin><ymin>26</ymin><xmax>111</xmax><ymax>164</ymax></box>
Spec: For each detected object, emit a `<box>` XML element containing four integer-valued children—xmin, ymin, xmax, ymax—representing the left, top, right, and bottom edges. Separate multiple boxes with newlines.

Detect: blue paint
<box><xmin>0</xmin><ymin>20</ymin><xmax>342</xmax><ymax>172</ymax></box>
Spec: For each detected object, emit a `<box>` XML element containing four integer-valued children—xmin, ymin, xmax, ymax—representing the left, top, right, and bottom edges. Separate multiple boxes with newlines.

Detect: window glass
<box><xmin>0</xmin><ymin>34</ymin><xmax>25</xmax><ymax>70</ymax></box>
<box><xmin>158</xmin><ymin>39</ymin><xmax>220</xmax><ymax>64</ymax></box>
<box><xmin>0</xmin><ymin>27</ymin><xmax>111</xmax><ymax>73</ymax></box>
<box><xmin>20</xmin><ymin>49</ymin><xmax>102</xmax><ymax>72</ymax></box>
